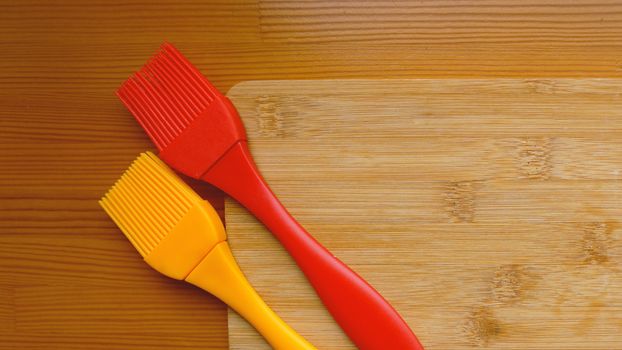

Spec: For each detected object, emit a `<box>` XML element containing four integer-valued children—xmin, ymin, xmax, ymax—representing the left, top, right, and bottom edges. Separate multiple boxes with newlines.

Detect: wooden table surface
<box><xmin>2</xmin><ymin>1</ymin><xmax>622</xmax><ymax>349</ymax></box>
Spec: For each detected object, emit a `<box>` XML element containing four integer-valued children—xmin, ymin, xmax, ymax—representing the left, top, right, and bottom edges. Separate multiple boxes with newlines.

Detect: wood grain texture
<box><xmin>225</xmin><ymin>79</ymin><xmax>622</xmax><ymax>349</ymax></box>
<box><xmin>3</xmin><ymin>0</ymin><xmax>622</xmax><ymax>349</ymax></box>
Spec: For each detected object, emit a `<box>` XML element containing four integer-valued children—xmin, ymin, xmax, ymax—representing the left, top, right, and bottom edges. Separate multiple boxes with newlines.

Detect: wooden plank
<box><xmin>226</xmin><ymin>79</ymin><xmax>622</xmax><ymax>349</ymax></box>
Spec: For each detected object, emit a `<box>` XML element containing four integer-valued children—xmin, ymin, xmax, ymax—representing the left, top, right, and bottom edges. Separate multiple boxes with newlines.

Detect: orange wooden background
<box><xmin>2</xmin><ymin>1</ymin><xmax>622</xmax><ymax>349</ymax></box>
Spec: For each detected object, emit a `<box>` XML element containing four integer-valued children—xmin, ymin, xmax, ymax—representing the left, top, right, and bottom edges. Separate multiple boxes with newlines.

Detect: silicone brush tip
<box><xmin>99</xmin><ymin>152</ymin><xmax>202</xmax><ymax>257</ymax></box>
<box><xmin>116</xmin><ymin>43</ymin><xmax>221</xmax><ymax>151</ymax></box>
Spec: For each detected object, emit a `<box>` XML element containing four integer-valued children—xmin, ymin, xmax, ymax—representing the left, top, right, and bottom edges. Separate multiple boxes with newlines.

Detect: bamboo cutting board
<box><xmin>225</xmin><ymin>79</ymin><xmax>622</xmax><ymax>349</ymax></box>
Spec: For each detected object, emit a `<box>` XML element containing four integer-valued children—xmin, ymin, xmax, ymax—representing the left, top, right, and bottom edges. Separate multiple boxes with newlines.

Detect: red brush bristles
<box><xmin>116</xmin><ymin>43</ymin><xmax>221</xmax><ymax>150</ymax></box>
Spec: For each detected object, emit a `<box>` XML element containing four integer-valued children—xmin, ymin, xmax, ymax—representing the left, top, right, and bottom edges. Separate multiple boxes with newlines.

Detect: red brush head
<box><xmin>117</xmin><ymin>43</ymin><xmax>246</xmax><ymax>179</ymax></box>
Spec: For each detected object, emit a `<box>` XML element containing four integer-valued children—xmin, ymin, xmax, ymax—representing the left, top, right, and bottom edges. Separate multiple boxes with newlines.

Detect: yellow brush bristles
<box><xmin>99</xmin><ymin>152</ymin><xmax>202</xmax><ymax>257</ymax></box>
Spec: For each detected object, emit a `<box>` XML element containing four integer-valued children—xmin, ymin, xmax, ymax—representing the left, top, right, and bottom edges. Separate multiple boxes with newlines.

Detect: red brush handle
<box><xmin>203</xmin><ymin>141</ymin><xmax>423</xmax><ymax>350</ymax></box>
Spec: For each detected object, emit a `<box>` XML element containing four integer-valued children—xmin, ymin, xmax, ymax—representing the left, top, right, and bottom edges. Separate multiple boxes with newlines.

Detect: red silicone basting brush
<box><xmin>117</xmin><ymin>43</ymin><xmax>423</xmax><ymax>350</ymax></box>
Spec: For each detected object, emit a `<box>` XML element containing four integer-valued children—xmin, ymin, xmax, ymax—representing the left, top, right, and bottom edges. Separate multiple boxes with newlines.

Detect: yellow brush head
<box><xmin>99</xmin><ymin>152</ymin><xmax>202</xmax><ymax>258</ymax></box>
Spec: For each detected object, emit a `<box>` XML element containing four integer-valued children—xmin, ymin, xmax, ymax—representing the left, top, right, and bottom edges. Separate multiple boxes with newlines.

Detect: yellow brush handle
<box><xmin>186</xmin><ymin>241</ymin><xmax>317</xmax><ymax>350</ymax></box>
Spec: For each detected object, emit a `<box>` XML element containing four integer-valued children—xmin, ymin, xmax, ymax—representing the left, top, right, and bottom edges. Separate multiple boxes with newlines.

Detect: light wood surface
<box><xmin>3</xmin><ymin>0</ymin><xmax>622</xmax><ymax>349</ymax></box>
<box><xmin>225</xmin><ymin>79</ymin><xmax>622</xmax><ymax>349</ymax></box>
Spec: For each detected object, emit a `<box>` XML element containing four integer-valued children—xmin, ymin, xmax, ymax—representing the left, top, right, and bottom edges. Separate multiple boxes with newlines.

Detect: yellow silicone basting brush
<box><xmin>100</xmin><ymin>152</ymin><xmax>316</xmax><ymax>350</ymax></box>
